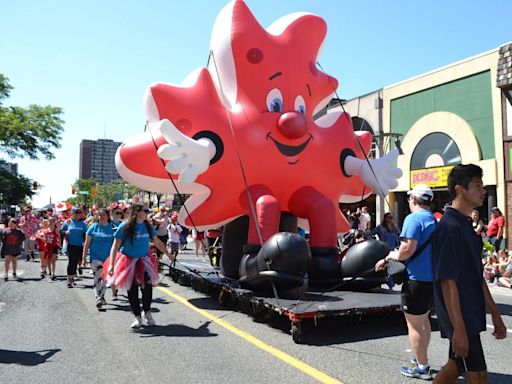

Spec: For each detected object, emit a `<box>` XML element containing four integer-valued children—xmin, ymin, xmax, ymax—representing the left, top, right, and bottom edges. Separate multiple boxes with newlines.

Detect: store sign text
<box><xmin>410</xmin><ymin>165</ymin><xmax>455</xmax><ymax>188</ymax></box>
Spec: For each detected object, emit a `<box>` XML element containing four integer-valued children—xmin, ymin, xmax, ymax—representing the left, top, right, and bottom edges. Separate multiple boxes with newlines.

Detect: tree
<box><xmin>0</xmin><ymin>162</ymin><xmax>35</xmax><ymax>207</ymax></box>
<box><xmin>0</xmin><ymin>74</ymin><xmax>64</xmax><ymax>206</ymax></box>
<box><xmin>68</xmin><ymin>178</ymin><xmax>96</xmax><ymax>207</ymax></box>
<box><xmin>96</xmin><ymin>180</ymin><xmax>139</xmax><ymax>206</ymax></box>
<box><xmin>0</xmin><ymin>74</ymin><xmax>64</xmax><ymax>160</ymax></box>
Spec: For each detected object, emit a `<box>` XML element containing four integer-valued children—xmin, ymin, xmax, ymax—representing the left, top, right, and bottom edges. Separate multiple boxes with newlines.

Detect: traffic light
<box><xmin>32</xmin><ymin>181</ymin><xmax>38</xmax><ymax>190</ymax></box>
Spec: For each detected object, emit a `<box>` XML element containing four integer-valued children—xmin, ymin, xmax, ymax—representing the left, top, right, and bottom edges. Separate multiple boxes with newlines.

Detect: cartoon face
<box><xmin>116</xmin><ymin>0</ymin><xmax>373</xmax><ymax>231</ymax></box>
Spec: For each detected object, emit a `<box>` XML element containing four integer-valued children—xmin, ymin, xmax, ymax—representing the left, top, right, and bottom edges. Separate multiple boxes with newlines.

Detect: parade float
<box><xmin>115</xmin><ymin>0</ymin><xmax>403</xmax><ymax>341</ymax></box>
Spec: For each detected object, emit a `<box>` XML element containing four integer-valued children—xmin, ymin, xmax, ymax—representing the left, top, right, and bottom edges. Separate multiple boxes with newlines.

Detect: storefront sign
<box><xmin>410</xmin><ymin>165</ymin><xmax>455</xmax><ymax>188</ymax></box>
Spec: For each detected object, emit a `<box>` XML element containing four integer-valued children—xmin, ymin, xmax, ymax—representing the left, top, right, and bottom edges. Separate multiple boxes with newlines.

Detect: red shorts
<box><xmin>195</xmin><ymin>232</ymin><xmax>205</xmax><ymax>240</ymax></box>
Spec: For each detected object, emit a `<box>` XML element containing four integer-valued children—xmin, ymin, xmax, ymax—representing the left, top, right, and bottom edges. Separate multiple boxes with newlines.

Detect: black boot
<box><xmin>308</xmin><ymin>247</ymin><xmax>341</xmax><ymax>285</ymax></box>
<box><xmin>239</xmin><ymin>233</ymin><xmax>309</xmax><ymax>291</ymax></box>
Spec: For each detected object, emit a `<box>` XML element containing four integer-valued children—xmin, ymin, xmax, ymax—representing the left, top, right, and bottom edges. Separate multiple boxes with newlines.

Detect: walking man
<box><xmin>432</xmin><ymin>164</ymin><xmax>507</xmax><ymax>383</ymax></box>
<box><xmin>375</xmin><ymin>184</ymin><xmax>436</xmax><ymax>380</ymax></box>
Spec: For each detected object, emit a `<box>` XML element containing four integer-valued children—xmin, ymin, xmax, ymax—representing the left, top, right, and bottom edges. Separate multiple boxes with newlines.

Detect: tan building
<box><xmin>382</xmin><ymin>43</ymin><xmax>511</xmax><ymax>241</ymax></box>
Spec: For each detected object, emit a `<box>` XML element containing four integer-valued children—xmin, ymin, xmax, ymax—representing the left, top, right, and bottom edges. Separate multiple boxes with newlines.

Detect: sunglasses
<box><xmin>114</xmin><ymin>211</ymin><xmax>122</xmax><ymax>215</ymax></box>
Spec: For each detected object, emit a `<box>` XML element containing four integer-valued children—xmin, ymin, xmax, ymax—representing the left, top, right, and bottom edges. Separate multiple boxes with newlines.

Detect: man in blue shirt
<box><xmin>375</xmin><ymin>184</ymin><xmax>436</xmax><ymax>380</ymax></box>
<box><xmin>432</xmin><ymin>164</ymin><xmax>506</xmax><ymax>383</ymax></box>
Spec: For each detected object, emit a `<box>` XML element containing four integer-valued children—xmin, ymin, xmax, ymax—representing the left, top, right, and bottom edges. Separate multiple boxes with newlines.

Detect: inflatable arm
<box><xmin>155</xmin><ymin>119</ymin><xmax>216</xmax><ymax>183</ymax></box>
<box><xmin>344</xmin><ymin>148</ymin><xmax>402</xmax><ymax>196</ymax></box>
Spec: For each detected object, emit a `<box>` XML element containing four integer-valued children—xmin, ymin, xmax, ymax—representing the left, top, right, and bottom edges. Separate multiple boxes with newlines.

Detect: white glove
<box><xmin>344</xmin><ymin>148</ymin><xmax>403</xmax><ymax>196</ymax></box>
<box><xmin>155</xmin><ymin>119</ymin><xmax>215</xmax><ymax>183</ymax></box>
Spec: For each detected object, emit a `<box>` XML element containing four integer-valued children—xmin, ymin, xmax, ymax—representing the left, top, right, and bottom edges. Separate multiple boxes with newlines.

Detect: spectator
<box><xmin>369</xmin><ymin>212</ymin><xmax>400</xmax><ymax>249</ymax></box>
<box><xmin>167</xmin><ymin>214</ymin><xmax>182</xmax><ymax>260</ymax></box>
<box><xmin>482</xmin><ymin>254</ymin><xmax>499</xmax><ymax>283</ymax></box>
<box><xmin>432</xmin><ymin>164</ymin><xmax>506</xmax><ymax>383</ymax></box>
<box><xmin>375</xmin><ymin>184</ymin><xmax>436</xmax><ymax>380</ymax></box>
<box><xmin>486</xmin><ymin>207</ymin><xmax>505</xmax><ymax>252</ymax></box>
<box><xmin>358</xmin><ymin>206</ymin><xmax>371</xmax><ymax>232</ymax></box>
<box><xmin>192</xmin><ymin>228</ymin><xmax>207</xmax><ymax>260</ymax></box>
<box><xmin>153</xmin><ymin>206</ymin><xmax>171</xmax><ymax>260</ymax></box>
<box><xmin>497</xmin><ymin>255</ymin><xmax>512</xmax><ymax>288</ymax></box>
<box><xmin>1</xmin><ymin>218</ymin><xmax>25</xmax><ymax>281</ymax></box>
<box><xmin>471</xmin><ymin>209</ymin><xmax>484</xmax><ymax>252</ymax></box>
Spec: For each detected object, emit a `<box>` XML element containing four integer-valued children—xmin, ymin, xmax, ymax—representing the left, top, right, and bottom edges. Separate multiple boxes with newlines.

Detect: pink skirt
<box><xmin>106</xmin><ymin>252</ymin><xmax>159</xmax><ymax>291</ymax></box>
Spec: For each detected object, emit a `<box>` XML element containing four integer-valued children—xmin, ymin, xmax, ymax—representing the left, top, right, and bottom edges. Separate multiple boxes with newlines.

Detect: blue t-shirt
<box><xmin>432</xmin><ymin>207</ymin><xmax>486</xmax><ymax>338</ymax></box>
<box><xmin>114</xmin><ymin>221</ymin><xmax>157</xmax><ymax>258</ymax></box>
<box><xmin>86</xmin><ymin>222</ymin><xmax>115</xmax><ymax>262</ymax></box>
<box><xmin>372</xmin><ymin>224</ymin><xmax>400</xmax><ymax>249</ymax></box>
<box><xmin>400</xmin><ymin>209</ymin><xmax>436</xmax><ymax>282</ymax></box>
<box><xmin>62</xmin><ymin>219</ymin><xmax>88</xmax><ymax>246</ymax></box>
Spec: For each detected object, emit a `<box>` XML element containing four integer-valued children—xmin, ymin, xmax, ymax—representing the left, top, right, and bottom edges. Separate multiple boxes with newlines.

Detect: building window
<box><xmin>410</xmin><ymin>132</ymin><xmax>461</xmax><ymax>170</ymax></box>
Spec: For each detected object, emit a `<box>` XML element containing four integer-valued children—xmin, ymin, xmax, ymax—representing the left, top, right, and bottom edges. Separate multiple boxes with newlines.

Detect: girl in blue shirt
<box><xmin>107</xmin><ymin>204</ymin><xmax>174</xmax><ymax>329</ymax></box>
<box><xmin>82</xmin><ymin>208</ymin><xmax>115</xmax><ymax>309</ymax></box>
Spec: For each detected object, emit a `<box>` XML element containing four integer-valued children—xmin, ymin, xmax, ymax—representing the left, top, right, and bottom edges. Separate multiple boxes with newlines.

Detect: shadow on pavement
<box><xmin>188</xmin><ymin>297</ymin><xmax>224</xmax><ymax>311</ymax></box>
<box><xmin>0</xmin><ymin>348</ymin><xmax>61</xmax><ymax>366</ymax></box>
<box><xmin>136</xmin><ymin>321</ymin><xmax>218</xmax><ymax>338</ymax></box>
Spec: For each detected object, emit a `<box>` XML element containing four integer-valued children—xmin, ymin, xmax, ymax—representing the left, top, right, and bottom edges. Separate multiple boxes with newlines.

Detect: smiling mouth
<box><xmin>266</xmin><ymin>133</ymin><xmax>313</xmax><ymax>157</ymax></box>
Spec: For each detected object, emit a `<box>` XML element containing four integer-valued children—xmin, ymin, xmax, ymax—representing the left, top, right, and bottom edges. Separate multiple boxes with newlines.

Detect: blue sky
<box><xmin>1</xmin><ymin>0</ymin><xmax>511</xmax><ymax>207</ymax></box>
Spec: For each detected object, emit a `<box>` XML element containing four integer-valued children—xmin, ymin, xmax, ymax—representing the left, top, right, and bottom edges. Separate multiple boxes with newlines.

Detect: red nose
<box><xmin>277</xmin><ymin>112</ymin><xmax>308</xmax><ymax>139</ymax></box>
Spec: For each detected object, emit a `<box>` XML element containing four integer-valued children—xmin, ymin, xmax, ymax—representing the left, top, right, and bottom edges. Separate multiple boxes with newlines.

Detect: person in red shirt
<box><xmin>35</xmin><ymin>219</ymin><xmax>50</xmax><ymax>278</ymax></box>
<box><xmin>486</xmin><ymin>207</ymin><xmax>505</xmax><ymax>253</ymax></box>
<box><xmin>44</xmin><ymin>218</ymin><xmax>61</xmax><ymax>281</ymax></box>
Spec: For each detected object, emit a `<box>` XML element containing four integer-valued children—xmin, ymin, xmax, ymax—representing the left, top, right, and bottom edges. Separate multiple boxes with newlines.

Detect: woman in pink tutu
<box><xmin>107</xmin><ymin>204</ymin><xmax>174</xmax><ymax>329</ymax></box>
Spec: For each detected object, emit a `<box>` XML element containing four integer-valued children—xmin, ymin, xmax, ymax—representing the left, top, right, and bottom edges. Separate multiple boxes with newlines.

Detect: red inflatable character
<box><xmin>116</xmin><ymin>0</ymin><xmax>401</xmax><ymax>287</ymax></box>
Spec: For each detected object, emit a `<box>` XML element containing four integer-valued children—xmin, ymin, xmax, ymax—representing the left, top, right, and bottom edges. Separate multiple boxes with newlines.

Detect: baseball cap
<box><xmin>71</xmin><ymin>206</ymin><xmax>82</xmax><ymax>213</ymax></box>
<box><xmin>407</xmin><ymin>184</ymin><xmax>434</xmax><ymax>202</ymax></box>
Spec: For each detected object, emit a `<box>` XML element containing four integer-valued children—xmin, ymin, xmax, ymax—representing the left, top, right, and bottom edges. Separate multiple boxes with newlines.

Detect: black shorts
<box><xmin>449</xmin><ymin>334</ymin><xmax>487</xmax><ymax>373</ymax></box>
<box><xmin>400</xmin><ymin>280</ymin><xmax>433</xmax><ymax>315</ymax></box>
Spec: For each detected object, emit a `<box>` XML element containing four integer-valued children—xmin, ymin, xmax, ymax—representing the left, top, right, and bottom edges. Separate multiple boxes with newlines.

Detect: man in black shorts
<box><xmin>376</xmin><ymin>184</ymin><xmax>436</xmax><ymax>380</ymax></box>
<box><xmin>432</xmin><ymin>164</ymin><xmax>507</xmax><ymax>383</ymax></box>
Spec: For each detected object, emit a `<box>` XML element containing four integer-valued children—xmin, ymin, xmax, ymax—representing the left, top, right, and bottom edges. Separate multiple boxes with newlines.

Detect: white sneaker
<box><xmin>143</xmin><ymin>311</ymin><xmax>155</xmax><ymax>326</ymax></box>
<box><xmin>131</xmin><ymin>316</ymin><xmax>143</xmax><ymax>329</ymax></box>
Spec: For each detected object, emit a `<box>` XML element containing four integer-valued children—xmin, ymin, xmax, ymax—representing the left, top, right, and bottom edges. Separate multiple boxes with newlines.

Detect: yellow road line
<box><xmin>157</xmin><ymin>286</ymin><xmax>343</xmax><ymax>384</ymax></box>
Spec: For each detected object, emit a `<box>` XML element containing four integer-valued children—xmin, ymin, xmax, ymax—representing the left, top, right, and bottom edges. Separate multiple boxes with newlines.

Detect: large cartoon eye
<box><xmin>266</xmin><ymin>88</ymin><xmax>283</xmax><ymax>113</ymax></box>
<box><xmin>294</xmin><ymin>95</ymin><xmax>306</xmax><ymax>114</ymax></box>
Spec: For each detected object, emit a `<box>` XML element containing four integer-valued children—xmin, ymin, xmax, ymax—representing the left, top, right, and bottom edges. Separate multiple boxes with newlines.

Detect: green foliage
<box><xmin>96</xmin><ymin>180</ymin><xmax>139</xmax><ymax>207</ymax></box>
<box><xmin>0</xmin><ymin>74</ymin><xmax>63</xmax><ymax>206</ymax></box>
<box><xmin>68</xmin><ymin>178</ymin><xmax>140</xmax><ymax>208</ymax></box>
<box><xmin>0</xmin><ymin>161</ymin><xmax>35</xmax><ymax>206</ymax></box>
<box><xmin>482</xmin><ymin>240</ymin><xmax>494</xmax><ymax>254</ymax></box>
<box><xmin>0</xmin><ymin>74</ymin><xmax>64</xmax><ymax>160</ymax></box>
<box><xmin>71</xmin><ymin>178</ymin><xmax>96</xmax><ymax>207</ymax></box>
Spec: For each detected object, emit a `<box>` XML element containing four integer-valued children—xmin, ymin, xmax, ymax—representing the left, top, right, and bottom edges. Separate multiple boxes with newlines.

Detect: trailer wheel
<box><xmin>291</xmin><ymin>323</ymin><xmax>302</xmax><ymax>343</ymax></box>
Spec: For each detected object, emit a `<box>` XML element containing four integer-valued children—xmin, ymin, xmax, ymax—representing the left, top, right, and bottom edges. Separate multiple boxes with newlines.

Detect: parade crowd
<box><xmin>0</xmin><ymin>203</ymin><xmax>221</xmax><ymax>329</ymax></box>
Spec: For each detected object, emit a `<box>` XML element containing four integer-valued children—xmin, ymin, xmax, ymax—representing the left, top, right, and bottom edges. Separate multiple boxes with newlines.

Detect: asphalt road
<box><xmin>1</xmin><ymin>250</ymin><xmax>511</xmax><ymax>384</ymax></box>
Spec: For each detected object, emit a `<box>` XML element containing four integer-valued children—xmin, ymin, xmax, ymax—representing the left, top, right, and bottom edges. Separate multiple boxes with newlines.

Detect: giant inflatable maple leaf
<box><xmin>116</xmin><ymin>0</ymin><xmax>401</xmax><ymax>256</ymax></box>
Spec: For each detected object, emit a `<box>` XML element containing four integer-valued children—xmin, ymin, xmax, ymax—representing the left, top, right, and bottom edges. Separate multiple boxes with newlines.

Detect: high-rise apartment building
<box><xmin>79</xmin><ymin>139</ymin><xmax>121</xmax><ymax>184</ymax></box>
<box><xmin>0</xmin><ymin>161</ymin><xmax>18</xmax><ymax>175</ymax></box>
